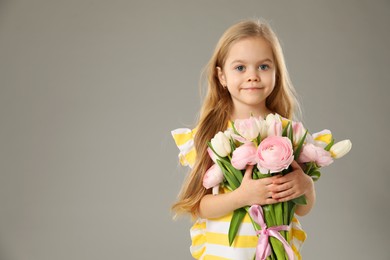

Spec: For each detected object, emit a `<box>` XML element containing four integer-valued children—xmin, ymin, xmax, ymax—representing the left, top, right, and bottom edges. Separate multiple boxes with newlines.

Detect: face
<box><xmin>217</xmin><ymin>37</ymin><xmax>276</xmax><ymax>118</ymax></box>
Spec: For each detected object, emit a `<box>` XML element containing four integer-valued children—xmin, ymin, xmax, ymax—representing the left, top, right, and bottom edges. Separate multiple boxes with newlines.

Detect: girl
<box><xmin>172</xmin><ymin>19</ymin><xmax>315</xmax><ymax>260</ymax></box>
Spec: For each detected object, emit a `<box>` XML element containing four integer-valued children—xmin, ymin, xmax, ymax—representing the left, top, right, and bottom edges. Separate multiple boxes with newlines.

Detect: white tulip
<box><xmin>211</xmin><ymin>131</ymin><xmax>231</xmax><ymax>157</ymax></box>
<box><xmin>330</xmin><ymin>139</ymin><xmax>352</xmax><ymax>159</ymax></box>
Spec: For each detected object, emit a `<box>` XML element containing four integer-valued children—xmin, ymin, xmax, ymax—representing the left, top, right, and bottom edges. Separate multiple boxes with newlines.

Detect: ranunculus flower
<box><xmin>298</xmin><ymin>143</ymin><xmax>333</xmax><ymax>167</ymax></box>
<box><xmin>292</xmin><ymin>121</ymin><xmax>306</xmax><ymax>147</ymax></box>
<box><xmin>265</xmin><ymin>113</ymin><xmax>282</xmax><ymax>137</ymax></box>
<box><xmin>203</xmin><ymin>164</ymin><xmax>224</xmax><ymax>194</ymax></box>
<box><xmin>210</xmin><ymin>131</ymin><xmax>231</xmax><ymax>157</ymax></box>
<box><xmin>234</xmin><ymin>116</ymin><xmax>260</xmax><ymax>141</ymax></box>
<box><xmin>231</xmin><ymin>142</ymin><xmax>257</xmax><ymax>170</ymax></box>
<box><xmin>256</xmin><ymin>136</ymin><xmax>294</xmax><ymax>174</ymax></box>
<box><xmin>330</xmin><ymin>139</ymin><xmax>352</xmax><ymax>159</ymax></box>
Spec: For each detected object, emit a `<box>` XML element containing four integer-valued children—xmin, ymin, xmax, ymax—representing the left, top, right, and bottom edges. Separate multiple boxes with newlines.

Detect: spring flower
<box><xmin>234</xmin><ymin>116</ymin><xmax>260</xmax><ymax>141</ymax></box>
<box><xmin>298</xmin><ymin>143</ymin><xmax>333</xmax><ymax>167</ymax></box>
<box><xmin>210</xmin><ymin>131</ymin><xmax>231</xmax><ymax>157</ymax></box>
<box><xmin>312</xmin><ymin>129</ymin><xmax>332</xmax><ymax>148</ymax></box>
<box><xmin>203</xmin><ymin>164</ymin><xmax>224</xmax><ymax>195</ymax></box>
<box><xmin>292</xmin><ymin>121</ymin><xmax>306</xmax><ymax>147</ymax></box>
<box><xmin>265</xmin><ymin>113</ymin><xmax>282</xmax><ymax>137</ymax></box>
<box><xmin>330</xmin><ymin>139</ymin><xmax>352</xmax><ymax>159</ymax></box>
<box><xmin>231</xmin><ymin>142</ymin><xmax>257</xmax><ymax>170</ymax></box>
<box><xmin>256</xmin><ymin>136</ymin><xmax>294</xmax><ymax>174</ymax></box>
<box><xmin>255</xmin><ymin>116</ymin><xmax>268</xmax><ymax>140</ymax></box>
<box><xmin>207</xmin><ymin>147</ymin><xmax>218</xmax><ymax>163</ymax></box>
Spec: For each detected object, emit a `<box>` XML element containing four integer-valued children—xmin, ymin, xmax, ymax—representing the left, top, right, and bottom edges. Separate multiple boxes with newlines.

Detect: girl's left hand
<box><xmin>269</xmin><ymin>160</ymin><xmax>314</xmax><ymax>202</ymax></box>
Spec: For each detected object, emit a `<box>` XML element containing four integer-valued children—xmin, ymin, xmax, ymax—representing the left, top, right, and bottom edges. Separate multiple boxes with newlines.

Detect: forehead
<box><xmin>225</xmin><ymin>37</ymin><xmax>274</xmax><ymax>63</ymax></box>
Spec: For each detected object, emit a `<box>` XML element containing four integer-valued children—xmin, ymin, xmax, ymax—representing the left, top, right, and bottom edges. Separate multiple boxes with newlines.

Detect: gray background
<box><xmin>1</xmin><ymin>0</ymin><xmax>389</xmax><ymax>259</ymax></box>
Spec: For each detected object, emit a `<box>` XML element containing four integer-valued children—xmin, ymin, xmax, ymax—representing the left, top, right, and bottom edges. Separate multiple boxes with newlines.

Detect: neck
<box><xmin>231</xmin><ymin>104</ymin><xmax>272</xmax><ymax>120</ymax></box>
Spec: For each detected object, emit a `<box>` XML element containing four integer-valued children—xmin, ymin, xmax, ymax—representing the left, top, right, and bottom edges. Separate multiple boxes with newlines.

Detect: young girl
<box><xmin>172</xmin><ymin>19</ymin><xmax>315</xmax><ymax>260</ymax></box>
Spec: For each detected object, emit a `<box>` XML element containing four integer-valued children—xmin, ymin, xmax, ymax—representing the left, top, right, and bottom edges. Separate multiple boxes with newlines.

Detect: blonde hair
<box><xmin>172</xmin><ymin>19</ymin><xmax>301</xmax><ymax>218</ymax></box>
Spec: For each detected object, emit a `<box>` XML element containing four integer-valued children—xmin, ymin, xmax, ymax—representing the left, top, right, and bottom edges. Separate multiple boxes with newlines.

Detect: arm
<box><xmin>269</xmin><ymin>160</ymin><xmax>316</xmax><ymax>216</ymax></box>
<box><xmin>198</xmin><ymin>165</ymin><xmax>279</xmax><ymax>219</ymax></box>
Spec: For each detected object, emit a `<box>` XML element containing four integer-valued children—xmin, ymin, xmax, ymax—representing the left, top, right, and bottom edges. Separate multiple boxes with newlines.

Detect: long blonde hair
<box><xmin>172</xmin><ymin>19</ymin><xmax>301</xmax><ymax>218</ymax></box>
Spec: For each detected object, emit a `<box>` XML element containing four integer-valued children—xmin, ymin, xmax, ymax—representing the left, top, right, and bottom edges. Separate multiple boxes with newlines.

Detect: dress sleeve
<box><xmin>171</xmin><ymin>127</ymin><xmax>197</xmax><ymax>168</ymax></box>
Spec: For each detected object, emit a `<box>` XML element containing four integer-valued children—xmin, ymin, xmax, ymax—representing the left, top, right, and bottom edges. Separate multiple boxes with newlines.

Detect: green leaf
<box><xmin>288</xmin><ymin>122</ymin><xmax>293</xmax><ymax>144</ymax></box>
<box><xmin>229</xmin><ymin>138</ymin><xmax>236</xmax><ymax>152</ymax></box>
<box><xmin>228</xmin><ymin>208</ymin><xmax>246</xmax><ymax>246</ymax></box>
<box><xmin>224</xmin><ymin>161</ymin><xmax>243</xmax><ymax>183</ymax></box>
<box><xmin>291</xmin><ymin>195</ymin><xmax>307</xmax><ymax>205</ymax></box>
<box><xmin>274</xmin><ymin>202</ymin><xmax>284</xmax><ymax>226</ymax></box>
<box><xmin>310</xmin><ymin>170</ymin><xmax>321</xmax><ymax>182</ymax></box>
<box><xmin>216</xmin><ymin>160</ymin><xmax>239</xmax><ymax>189</ymax></box>
<box><xmin>294</xmin><ymin>130</ymin><xmax>308</xmax><ymax>161</ymax></box>
<box><xmin>324</xmin><ymin>138</ymin><xmax>335</xmax><ymax>151</ymax></box>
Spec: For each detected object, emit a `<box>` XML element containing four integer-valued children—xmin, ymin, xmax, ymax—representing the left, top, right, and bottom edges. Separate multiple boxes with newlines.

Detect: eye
<box><xmin>259</xmin><ymin>64</ymin><xmax>270</xmax><ymax>70</ymax></box>
<box><xmin>235</xmin><ymin>65</ymin><xmax>245</xmax><ymax>72</ymax></box>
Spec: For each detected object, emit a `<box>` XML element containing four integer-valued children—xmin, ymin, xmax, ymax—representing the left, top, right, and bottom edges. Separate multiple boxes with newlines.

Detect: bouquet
<box><xmin>203</xmin><ymin>114</ymin><xmax>352</xmax><ymax>260</ymax></box>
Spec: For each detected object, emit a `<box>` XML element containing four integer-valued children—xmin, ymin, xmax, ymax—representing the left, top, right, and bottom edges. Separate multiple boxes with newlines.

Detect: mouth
<box><xmin>241</xmin><ymin>87</ymin><xmax>263</xmax><ymax>91</ymax></box>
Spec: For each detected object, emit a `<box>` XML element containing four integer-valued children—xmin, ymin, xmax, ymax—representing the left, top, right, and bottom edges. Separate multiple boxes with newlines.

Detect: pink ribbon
<box><xmin>249</xmin><ymin>205</ymin><xmax>294</xmax><ymax>260</ymax></box>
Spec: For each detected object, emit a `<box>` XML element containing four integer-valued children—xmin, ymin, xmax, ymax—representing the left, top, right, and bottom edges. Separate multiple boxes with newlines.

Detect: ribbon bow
<box><xmin>249</xmin><ymin>205</ymin><xmax>294</xmax><ymax>260</ymax></box>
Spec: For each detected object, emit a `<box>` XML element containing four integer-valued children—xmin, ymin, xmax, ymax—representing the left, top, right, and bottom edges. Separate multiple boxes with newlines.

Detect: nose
<box><xmin>247</xmin><ymin>68</ymin><xmax>260</xmax><ymax>82</ymax></box>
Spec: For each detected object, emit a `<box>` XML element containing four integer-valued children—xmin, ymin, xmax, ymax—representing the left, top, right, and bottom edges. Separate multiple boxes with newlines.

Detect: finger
<box><xmin>243</xmin><ymin>165</ymin><xmax>254</xmax><ymax>180</ymax></box>
<box><xmin>272</xmin><ymin>189</ymin><xmax>296</xmax><ymax>200</ymax></box>
<box><xmin>276</xmin><ymin>193</ymin><xmax>298</xmax><ymax>202</ymax></box>
<box><xmin>290</xmin><ymin>160</ymin><xmax>302</xmax><ymax>170</ymax></box>
<box><xmin>264</xmin><ymin>198</ymin><xmax>279</xmax><ymax>205</ymax></box>
<box><xmin>269</xmin><ymin>182</ymin><xmax>292</xmax><ymax>192</ymax></box>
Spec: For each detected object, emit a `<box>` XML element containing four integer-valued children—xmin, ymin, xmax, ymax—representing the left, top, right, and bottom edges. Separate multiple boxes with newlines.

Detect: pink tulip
<box><xmin>265</xmin><ymin>114</ymin><xmax>282</xmax><ymax>137</ymax></box>
<box><xmin>298</xmin><ymin>143</ymin><xmax>333</xmax><ymax>167</ymax></box>
<box><xmin>234</xmin><ymin>116</ymin><xmax>260</xmax><ymax>141</ymax></box>
<box><xmin>292</xmin><ymin>121</ymin><xmax>306</xmax><ymax>146</ymax></box>
<box><xmin>231</xmin><ymin>142</ymin><xmax>257</xmax><ymax>170</ymax></box>
<box><xmin>203</xmin><ymin>164</ymin><xmax>224</xmax><ymax>189</ymax></box>
<box><xmin>256</xmin><ymin>136</ymin><xmax>294</xmax><ymax>174</ymax></box>
<box><xmin>207</xmin><ymin>147</ymin><xmax>217</xmax><ymax>163</ymax></box>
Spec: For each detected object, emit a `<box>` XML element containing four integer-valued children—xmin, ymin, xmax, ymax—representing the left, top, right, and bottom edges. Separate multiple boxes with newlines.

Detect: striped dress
<box><xmin>172</xmin><ymin>127</ymin><xmax>307</xmax><ymax>260</ymax></box>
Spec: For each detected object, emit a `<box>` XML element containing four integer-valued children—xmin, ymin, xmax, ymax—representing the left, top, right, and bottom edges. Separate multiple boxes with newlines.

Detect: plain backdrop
<box><xmin>1</xmin><ymin>0</ymin><xmax>389</xmax><ymax>259</ymax></box>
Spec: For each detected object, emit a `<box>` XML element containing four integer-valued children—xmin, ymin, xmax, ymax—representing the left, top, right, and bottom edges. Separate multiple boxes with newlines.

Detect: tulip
<box><xmin>298</xmin><ymin>143</ymin><xmax>333</xmax><ymax>167</ymax></box>
<box><xmin>330</xmin><ymin>139</ymin><xmax>352</xmax><ymax>159</ymax></box>
<box><xmin>207</xmin><ymin>147</ymin><xmax>217</xmax><ymax>163</ymax></box>
<box><xmin>231</xmin><ymin>142</ymin><xmax>257</xmax><ymax>170</ymax></box>
<box><xmin>255</xmin><ymin>116</ymin><xmax>268</xmax><ymax>140</ymax></box>
<box><xmin>203</xmin><ymin>164</ymin><xmax>224</xmax><ymax>195</ymax></box>
<box><xmin>210</xmin><ymin>131</ymin><xmax>231</xmax><ymax>157</ymax></box>
<box><xmin>292</xmin><ymin>121</ymin><xmax>306</xmax><ymax>147</ymax></box>
<box><xmin>265</xmin><ymin>113</ymin><xmax>282</xmax><ymax>137</ymax></box>
<box><xmin>234</xmin><ymin>116</ymin><xmax>260</xmax><ymax>141</ymax></box>
<box><xmin>312</xmin><ymin>130</ymin><xmax>332</xmax><ymax>148</ymax></box>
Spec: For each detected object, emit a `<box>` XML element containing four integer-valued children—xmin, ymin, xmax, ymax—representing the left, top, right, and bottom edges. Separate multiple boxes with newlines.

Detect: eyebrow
<box><xmin>230</xmin><ymin>58</ymin><xmax>273</xmax><ymax>65</ymax></box>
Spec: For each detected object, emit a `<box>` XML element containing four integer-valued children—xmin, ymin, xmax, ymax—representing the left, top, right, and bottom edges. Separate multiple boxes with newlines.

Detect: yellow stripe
<box><xmin>192</xmin><ymin>234</ymin><xmax>206</xmax><ymax>246</ymax></box>
<box><xmin>173</xmin><ymin>132</ymin><xmax>193</xmax><ymax>146</ymax></box>
<box><xmin>205</xmin><ymin>232</ymin><xmax>258</xmax><ymax>248</ymax></box>
<box><xmin>185</xmin><ymin>148</ymin><xmax>196</xmax><ymax>167</ymax></box>
<box><xmin>291</xmin><ymin>228</ymin><xmax>307</xmax><ymax>242</ymax></box>
<box><xmin>192</xmin><ymin>247</ymin><xmax>206</xmax><ymax>259</ymax></box>
<box><xmin>191</xmin><ymin>221</ymin><xmax>206</xmax><ymax>230</ymax></box>
<box><xmin>291</xmin><ymin>244</ymin><xmax>302</xmax><ymax>260</ymax></box>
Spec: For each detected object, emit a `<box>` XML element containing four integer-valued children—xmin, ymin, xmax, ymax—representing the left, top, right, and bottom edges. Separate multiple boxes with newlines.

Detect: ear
<box><xmin>216</xmin><ymin>67</ymin><xmax>226</xmax><ymax>87</ymax></box>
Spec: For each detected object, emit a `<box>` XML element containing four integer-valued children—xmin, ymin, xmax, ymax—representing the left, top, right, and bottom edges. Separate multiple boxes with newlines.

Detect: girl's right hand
<box><xmin>236</xmin><ymin>165</ymin><xmax>279</xmax><ymax>206</ymax></box>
